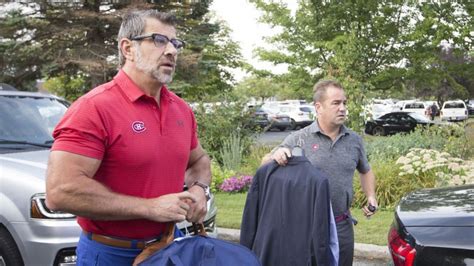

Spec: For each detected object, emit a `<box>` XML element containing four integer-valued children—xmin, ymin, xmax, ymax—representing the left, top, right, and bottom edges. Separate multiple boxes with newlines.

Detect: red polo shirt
<box><xmin>52</xmin><ymin>70</ymin><xmax>198</xmax><ymax>238</ymax></box>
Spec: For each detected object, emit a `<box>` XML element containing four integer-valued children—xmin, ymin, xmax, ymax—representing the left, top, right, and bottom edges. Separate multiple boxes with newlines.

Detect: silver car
<box><xmin>0</xmin><ymin>89</ymin><xmax>217</xmax><ymax>266</ymax></box>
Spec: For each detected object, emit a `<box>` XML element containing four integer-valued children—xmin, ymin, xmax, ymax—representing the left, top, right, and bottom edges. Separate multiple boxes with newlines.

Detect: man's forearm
<box><xmin>359</xmin><ymin>170</ymin><xmax>376</xmax><ymax>198</ymax></box>
<box><xmin>185</xmin><ymin>153</ymin><xmax>211</xmax><ymax>186</ymax></box>
<box><xmin>48</xmin><ymin>175</ymin><xmax>148</xmax><ymax>220</ymax></box>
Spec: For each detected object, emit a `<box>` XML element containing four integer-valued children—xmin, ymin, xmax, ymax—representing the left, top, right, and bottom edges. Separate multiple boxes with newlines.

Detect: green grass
<box><xmin>214</xmin><ymin>192</ymin><xmax>394</xmax><ymax>246</ymax></box>
<box><xmin>352</xmin><ymin>207</ymin><xmax>394</xmax><ymax>246</ymax></box>
<box><xmin>215</xmin><ymin>192</ymin><xmax>247</xmax><ymax>229</ymax></box>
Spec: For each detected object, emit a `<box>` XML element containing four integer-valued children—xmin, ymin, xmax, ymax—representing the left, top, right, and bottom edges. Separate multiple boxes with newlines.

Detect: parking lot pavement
<box><xmin>256</xmin><ymin>129</ymin><xmax>294</xmax><ymax>145</ymax></box>
<box><xmin>217</xmin><ymin>227</ymin><xmax>391</xmax><ymax>262</ymax></box>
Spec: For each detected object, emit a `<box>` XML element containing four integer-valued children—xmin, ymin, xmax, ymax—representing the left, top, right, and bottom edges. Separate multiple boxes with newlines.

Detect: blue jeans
<box><xmin>76</xmin><ymin>226</ymin><xmax>184</xmax><ymax>266</ymax></box>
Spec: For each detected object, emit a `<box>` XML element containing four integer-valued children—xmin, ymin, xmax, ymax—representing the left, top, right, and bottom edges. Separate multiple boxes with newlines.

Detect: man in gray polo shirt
<box><xmin>264</xmin><ymin>80</ymin><xmax>377</xmax><ymax>266</ymax></box>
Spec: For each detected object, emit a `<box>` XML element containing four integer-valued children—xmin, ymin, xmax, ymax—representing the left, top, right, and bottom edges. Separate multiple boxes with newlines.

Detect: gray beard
<box><xmin>135</xmin><ymin>49</ymin><xmax>174</xmax><ymax>84</ymax></box>
<box><xmin>151</xmin><ymin>69</ymin><xmax>173</xmax><ymax>84</ymax></box>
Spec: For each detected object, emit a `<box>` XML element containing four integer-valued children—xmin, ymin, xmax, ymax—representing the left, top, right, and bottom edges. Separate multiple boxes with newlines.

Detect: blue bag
<box><xmin>134</xmin><ymin>223</ymin><xmax>260</xmax><ymax>266</ymax></box>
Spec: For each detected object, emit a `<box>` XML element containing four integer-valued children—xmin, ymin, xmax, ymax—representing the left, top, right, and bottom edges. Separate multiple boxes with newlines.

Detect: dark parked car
<box><xmin>252</xmin><ymin>107</ymin><xmax>290</xmax><ymax>131</ymax></box>
<box><xmin>388</xmin><ymin>184</ymin><xmax>474</xmax><ymax>266</ymax></box>
<box><xmin>365</xmin><ymin>111</ymin><xmax>435</xmax><ymax>136</ymax></box>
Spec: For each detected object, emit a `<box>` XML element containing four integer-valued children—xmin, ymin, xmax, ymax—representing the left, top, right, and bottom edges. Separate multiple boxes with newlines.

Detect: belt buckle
<box><xmin>144</xmin><ymin>237</ymin><xmax>160</xmax><ymax>247</ymax></box>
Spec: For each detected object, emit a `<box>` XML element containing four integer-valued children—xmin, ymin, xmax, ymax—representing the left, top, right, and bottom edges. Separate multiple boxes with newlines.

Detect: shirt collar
<box><xmin>114</xmin><ymin>70</ymin><xmax>173</xmax><ymax>103</ymax></box>
<box><xmin>309</xmin><ymin>120</ymin><xmax>349</xmax><ymax>136</ymax></box>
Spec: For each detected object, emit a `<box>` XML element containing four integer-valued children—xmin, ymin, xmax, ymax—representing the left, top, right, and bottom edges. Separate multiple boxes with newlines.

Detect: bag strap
<box><xmin>192</xmin><ymin>222</ymin><xmax>207</xmax><ymax>237</ymax></box>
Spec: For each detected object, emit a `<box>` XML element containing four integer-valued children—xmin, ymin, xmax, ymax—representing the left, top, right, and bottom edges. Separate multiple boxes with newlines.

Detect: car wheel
<box><xmin>289</xmin><ymin>119</ymin><xmax>296</xmax><ymax>130</ymax></box>
<box><xmin>0</xmin><ymin>227</ymin><xmax>24</xmax><ymax>266</ymax></box>
<box><xmin>372</xmin><ymin>126</ymin><xmax>385</xmax><ymax>136</ymax></box>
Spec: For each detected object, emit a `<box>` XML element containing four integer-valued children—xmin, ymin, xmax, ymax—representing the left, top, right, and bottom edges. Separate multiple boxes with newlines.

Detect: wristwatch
<box><xmin>191</xmin><ymin>181</ymin><xmax>210</xmax><ymax>201</ymax></box>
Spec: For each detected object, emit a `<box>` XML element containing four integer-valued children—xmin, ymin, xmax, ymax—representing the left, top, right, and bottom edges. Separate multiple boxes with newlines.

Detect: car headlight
<box><xmin>31</xmin><ymin>193</ymin><xmax>75</xmax><ymax>219</ymax></box>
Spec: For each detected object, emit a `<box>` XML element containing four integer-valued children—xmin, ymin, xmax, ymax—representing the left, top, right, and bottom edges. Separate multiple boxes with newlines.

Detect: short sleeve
<box><xmin>356</xmin><ymin>135</ymin><xmax>370</xmax><ymax>174</ymax></box>
<box><xmin>52</xmin><ymin>98</ymin><xmax>107</xmax><ymax>159</ymax></box>
<box><xmin>275</xmin><ymin>131</ymin><xmax>299</xmax><ymax>152</ymax></box>
<box><xmin>190</xmin><ymin>109</ymin><xmax>198</xmax><ymax>150</ymax></box>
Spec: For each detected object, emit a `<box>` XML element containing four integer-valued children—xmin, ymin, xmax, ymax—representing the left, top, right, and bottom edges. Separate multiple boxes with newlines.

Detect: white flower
<box><xmin>396</xmin><ymin>156</ymin><xmax>410</xmax><ymax>165</ymax></box>
<box><xmin>448</xmin><ymin>163</ymin><xmax>461</xmax><ymax>172</ymax></box>
<box><xmin>423</xmin><ymin>154</ymin><xmax>433</xmax><ymax>161</ymax></box>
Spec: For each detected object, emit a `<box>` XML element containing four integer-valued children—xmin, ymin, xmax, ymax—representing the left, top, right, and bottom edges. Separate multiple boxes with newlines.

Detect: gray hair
<box><xmin>312</xmin><ymin>79</ymin><xmax>344</xmax><ymax>103</ymax></box>
<box><xmin>117</xmin><ymin>10</ymin><xmax>177</xmax><ymax>68</ymax></box>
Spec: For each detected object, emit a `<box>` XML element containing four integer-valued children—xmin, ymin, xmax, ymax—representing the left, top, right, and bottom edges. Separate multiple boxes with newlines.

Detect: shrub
<box><xmin>353</xmin><ymin>148</ymin><xmax>474</xmax><ymax>210</ymax></box>
<box><xmin>219</xmin><ymin>175</ymin><xmax>253</xmax><ymax>193</ymax></box>
<box><xmin>194</xmin><ymin>101</ymin><xmax>256</xmax><ymax>164</ymax></box>
<box><xmin>353</xmin><ymin>159</ymin><xmax>407</xmax><ymax>209</ymax></box>
<box><xmin>365</xmin><ymin>123</ymin><xmax>470</xmax><ymax>163</ymax></box>
<box><xmin>210</xmin><ymin>161</ymin><xmax>236</xmax><ymax>193</ymax></box>
<box><xmin>220</xmin><ymin>132</ymin><xmax>243</xmax><ymax>172</ymax></box>
<box><xmin>239</xmin><ymin>144</ymin><xmax>273</xmax><ymax>175</ymax></box>
<box><xmin>43</xmin><ymin>74</ymin><xmax>89</xmax><ymax>102</ymax></box>
<box><xmin>396</xmin><ymin>148</ymin><xmax>474</xmax><ymax>186</ymax></box>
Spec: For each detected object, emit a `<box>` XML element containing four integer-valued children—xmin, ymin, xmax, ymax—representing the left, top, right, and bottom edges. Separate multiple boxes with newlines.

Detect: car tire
<box><xmin>372</xmin><ymin>126</ymin><xmax>385</xmax><ymax>136</ymax></box>
<box><xmin>289</xmin><ymin>119</ymin><xmax>296</xmax><ymax>130</ymax></box>
<box><xmin>0</xmin><ymin>227</ymin><xmax>24</xmax><ymax>266</ymax></box>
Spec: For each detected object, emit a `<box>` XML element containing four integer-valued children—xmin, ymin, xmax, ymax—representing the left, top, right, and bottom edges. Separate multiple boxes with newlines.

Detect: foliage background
<box><xmin>0</xmin><ymin>0</ymin><xmax>242</xmax><ymax>102</ymax></box>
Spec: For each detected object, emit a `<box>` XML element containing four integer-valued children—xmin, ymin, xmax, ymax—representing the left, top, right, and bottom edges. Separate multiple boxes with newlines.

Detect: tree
<box><xmin>402</xmin><ymin>3</ymin><xmax>474</xmax><ymax>103</ymax></box>
<box><xmin>174</xmin><ymin>20</ymin><xmax>243</xmax><ymax>101</ymax></box>
<box><xmin>234</xmin><ymin>75</ymin><xmax>282</xmax><ymax>102</ymax></box>
<box><xmin>0</xmin><ymin>0</ymin><xmax>242</xmax><ymax>101</ymax></box>
<box><xmin>250</xmin><ymin>1</ymin><xmax>473</xmax><ymax>130</ymax></box>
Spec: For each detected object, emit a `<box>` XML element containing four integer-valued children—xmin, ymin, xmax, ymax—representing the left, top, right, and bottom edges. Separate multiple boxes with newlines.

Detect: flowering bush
<box><xmin>396</xmin><ymin>148</ymin><xmax>474</xmax><ymax>186</ymax></box>
<box><xmin>219</xmin><ymin>175</ymin><xmax>253</xmax><ymax>193</ymax></box>
<box><xmin>210</xmin><ymin>161</ymin><xmax>237</xmax><ymax>193</ymax></box>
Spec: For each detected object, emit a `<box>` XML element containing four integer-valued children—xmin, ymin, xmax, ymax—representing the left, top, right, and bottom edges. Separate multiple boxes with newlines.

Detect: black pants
<box><xmin>336</xmin><ymin>218</ymin><xmax>354</xmax><ymax>266</ymax></box>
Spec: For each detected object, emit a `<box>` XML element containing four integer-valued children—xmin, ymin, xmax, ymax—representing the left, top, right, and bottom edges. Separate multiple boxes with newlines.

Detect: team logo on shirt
<box><xmin>132</xmin><ymin>121</ymin><xmax>146</xmax><ymax>133</ymax></box>
<box><xmin>312</xmin><ymin>144</ymin><xmax>319</xmax><ymax>150</ymax></box>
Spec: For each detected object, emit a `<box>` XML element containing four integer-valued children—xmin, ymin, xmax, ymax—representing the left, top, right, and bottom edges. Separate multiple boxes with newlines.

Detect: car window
<box><xmin>382</xmin><ymin>114</ymin><xmax>398</xmax><ymax>122</ymax></box>
<box><xmin>399</xmin><ymin>114</ymin><xmax>415</xmax><ymax>122</ymax></box>
<box><xmin>444</xmin><ymin>102</ymin><xmax>465</xmax><ymax>108</ymax></box>
<box><xmin>405</xmin><ymin>103</ymin><xmax>425</xmax><ymax>109</ymax></box>
<box><xmin>408</xmin><ymin>112</ymin><xmax>430</xmax><ymax>122</ymax></box>
<box><xmin>0</xmin><ymin>95</ymin><xmax>68</xmax><ymax>146</ymax></box>
<box><xmin>279</xmin><ymin>106</ymin><xmax>292</xmax><ymax>112</ymax></box>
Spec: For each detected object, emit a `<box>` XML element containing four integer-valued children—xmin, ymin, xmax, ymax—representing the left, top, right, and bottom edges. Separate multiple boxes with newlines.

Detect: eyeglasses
<box><xmin>130</xmin><ymin>33</ymin><xmax>185</xmax><ymax>51</ymax></box>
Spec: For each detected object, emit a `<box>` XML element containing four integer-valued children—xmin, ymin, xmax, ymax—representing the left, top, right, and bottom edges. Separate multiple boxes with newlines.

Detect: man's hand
<box><xmin>184</xmin><ymin>185</ymin><xmax>208</xmax><ymax>223</ymax></box>
<box><xmin>271</xmin><ymin>147</ymin><xmax>292</xmax><ymax>166</ymax></box>
<box><xmin>362</xmin><ymin>196</ymin><xmax>378</xmax><ymax>218</ymax></box>
<box><xmin>146</xmin><ymin>191</ymin><xmax>196</xmax><ymax>222</ymax></box>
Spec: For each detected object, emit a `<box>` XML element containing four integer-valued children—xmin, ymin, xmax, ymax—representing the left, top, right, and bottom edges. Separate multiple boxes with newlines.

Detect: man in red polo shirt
<box><xmin>45</xmin><ymin>10</ymin><xmax>211</xmax><ymax>265</ymax></box>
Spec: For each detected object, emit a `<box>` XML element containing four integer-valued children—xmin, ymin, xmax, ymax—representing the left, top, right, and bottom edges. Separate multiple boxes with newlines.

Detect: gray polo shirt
<box><xmin>279</xmin><ymin>121</ymin><xmax>370</xmax><ymax>216</ymax></box>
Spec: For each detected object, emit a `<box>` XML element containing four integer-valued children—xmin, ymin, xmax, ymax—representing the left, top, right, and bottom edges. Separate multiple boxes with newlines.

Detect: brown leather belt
<box><xmin>83</xmin><ymin>231</ymin><xmax>161</xmax><ymax>249</ymax></box>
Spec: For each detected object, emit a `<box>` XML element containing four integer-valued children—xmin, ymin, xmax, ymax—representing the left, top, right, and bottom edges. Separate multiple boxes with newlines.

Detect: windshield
<box><xmin>0</xmin><ymin>95</ymin><xmax>68</xmax><ymax>149</ymax></box>
<box><xmin>408</xmin><ymin>112</ymin><xmax>430</xmax><ymax>122</ymax></box>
